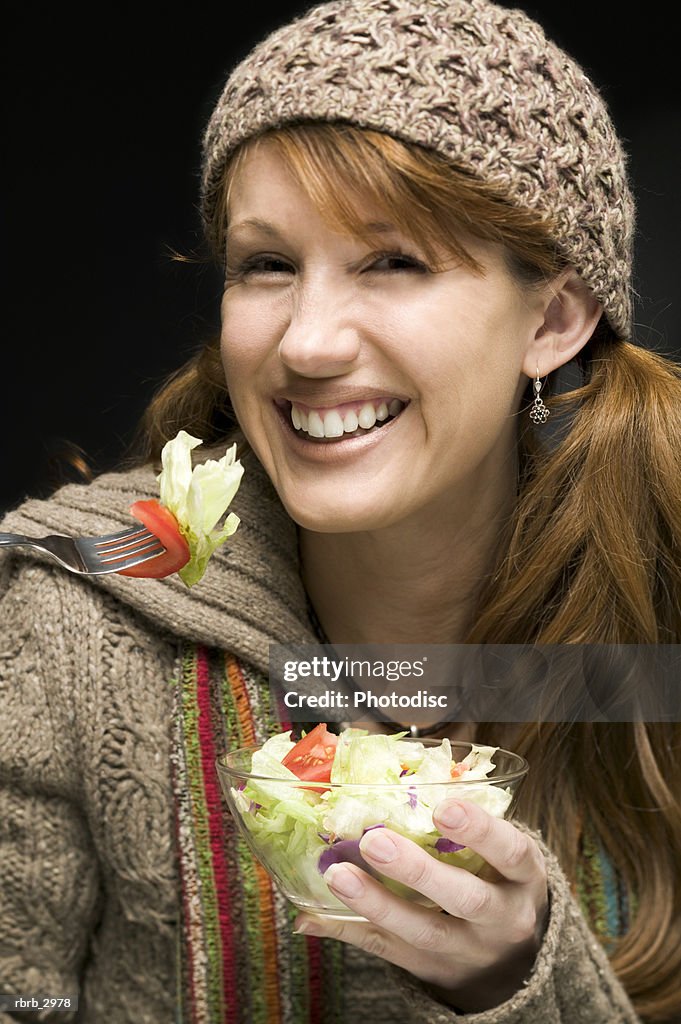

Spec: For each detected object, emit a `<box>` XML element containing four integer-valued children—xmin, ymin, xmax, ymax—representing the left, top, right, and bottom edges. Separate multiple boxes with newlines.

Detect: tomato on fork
<box><xmin>118</xmin><ymin>499</ymin><xmax>190</xmax><ymax>578</ymax></box>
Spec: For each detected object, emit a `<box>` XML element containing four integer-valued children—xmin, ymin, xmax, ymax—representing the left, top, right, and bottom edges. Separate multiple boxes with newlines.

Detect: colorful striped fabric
<box><xmin>171</xmin><ymin>643</ymin><xmax>345</xmax><ymax>1024</ymax></box>
<box><xmin>574</xmin><ymin>819</ymin><xmax>638</xmax><ymax>955</ymax></box>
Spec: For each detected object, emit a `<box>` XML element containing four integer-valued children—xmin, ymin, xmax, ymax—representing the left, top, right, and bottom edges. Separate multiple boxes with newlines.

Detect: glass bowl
<box><xmin>216</xmin><ymin>739</ymin><xmax>528</xmax><ymax>921</ymax></box>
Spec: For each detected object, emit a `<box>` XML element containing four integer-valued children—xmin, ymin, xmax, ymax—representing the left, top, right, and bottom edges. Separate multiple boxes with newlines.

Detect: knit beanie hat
<box><xmin>201</xmin><ymin>0</ymin><xmax>635</xmax><ymax>340</ymax></box>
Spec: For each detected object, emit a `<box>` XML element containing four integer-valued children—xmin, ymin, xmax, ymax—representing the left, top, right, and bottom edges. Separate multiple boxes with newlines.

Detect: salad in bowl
<box><xmin>216</xmin><ymin>725</ymin><xmax>528</xmax><ymax>919</ymax></box>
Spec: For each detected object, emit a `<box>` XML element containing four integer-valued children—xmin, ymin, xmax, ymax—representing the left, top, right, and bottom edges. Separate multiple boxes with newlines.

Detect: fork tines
<box><xmin>89</xmin><ymin>526</ymin><xmax>164</xmax><ymax>566</ymax></box>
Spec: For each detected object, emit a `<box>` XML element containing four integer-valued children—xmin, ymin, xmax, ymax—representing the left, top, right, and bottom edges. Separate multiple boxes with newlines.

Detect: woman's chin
<box><xmin>280</xmin><ymin>496</ymin><xmax>393</xmax><ymax>534</ymax></box>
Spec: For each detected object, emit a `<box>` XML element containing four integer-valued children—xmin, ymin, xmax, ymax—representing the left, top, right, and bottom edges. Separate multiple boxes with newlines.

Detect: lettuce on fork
<box><xmin>158</xmin><ymin>430</ymin><xmax>244</xmax><ymax>586</ymax></box>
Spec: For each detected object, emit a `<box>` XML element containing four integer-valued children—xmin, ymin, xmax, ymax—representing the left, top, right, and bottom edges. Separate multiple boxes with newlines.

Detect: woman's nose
<box><xmin>278</xmin><ymin>288</ymin><xmax>362</xmax><ymax>377</ymax></box>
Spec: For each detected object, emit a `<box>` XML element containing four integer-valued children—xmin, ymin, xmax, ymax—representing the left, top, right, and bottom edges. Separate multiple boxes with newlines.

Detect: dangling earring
<box><xmin>530</xmin><ymin>366</ymin><xmax>550</xmax><ymax>424</ymax></box>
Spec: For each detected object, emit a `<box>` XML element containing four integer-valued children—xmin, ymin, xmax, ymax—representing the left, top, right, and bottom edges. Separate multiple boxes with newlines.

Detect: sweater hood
<box><xmin>0</xmin><ymin>447</ymin><xmax>315</xmax><ymax>673</ymax></box>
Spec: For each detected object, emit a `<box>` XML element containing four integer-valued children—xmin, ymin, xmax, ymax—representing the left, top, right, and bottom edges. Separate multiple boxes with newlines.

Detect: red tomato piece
<box><xmin>118</xmin><ymin>499</ymin><xmax>190</xmax><ymax>578</ymax></box>
<box><xmin>282</xmin><ymin>723</ymin><xmax>339</xmax><ymax>783</ymax></box>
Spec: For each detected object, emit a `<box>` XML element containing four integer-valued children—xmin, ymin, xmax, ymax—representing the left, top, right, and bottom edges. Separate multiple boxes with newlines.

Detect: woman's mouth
<box><xmin>286</xmin><ymin>397</ymin><xmax>407</xmax><ymax>442</ymax></box>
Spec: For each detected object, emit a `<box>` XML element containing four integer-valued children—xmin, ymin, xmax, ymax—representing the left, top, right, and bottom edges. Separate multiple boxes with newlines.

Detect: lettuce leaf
<box><xmin>157</xmin><ymin>430</ymin><xmax>244</xmax><ymax>586</ymax></box>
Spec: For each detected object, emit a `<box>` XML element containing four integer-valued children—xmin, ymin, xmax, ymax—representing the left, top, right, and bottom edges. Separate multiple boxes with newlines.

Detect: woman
<box><xmin>1</xmin><ymin>0</ymin><xmax>680</xmax><ymax>1021</ymax></box>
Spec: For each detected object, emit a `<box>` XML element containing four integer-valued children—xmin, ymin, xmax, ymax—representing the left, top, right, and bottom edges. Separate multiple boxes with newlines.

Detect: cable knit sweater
<box><xmin>0</xmin><ymin>450</ymin><xmax>642</xmax><ymax>1023</ymax></box>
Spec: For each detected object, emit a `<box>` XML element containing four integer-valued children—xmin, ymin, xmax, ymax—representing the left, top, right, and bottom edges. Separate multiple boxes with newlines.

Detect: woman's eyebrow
<box><xmin>361</xmin><ymin>221</ymin><xmax>401</xmax><ymax>234</ymax></box>
<box><xmin>227</xmin><ymin>217</ymin><xmax>283</xmax><ymax>240</ymax></box>
<box><xmin>227</xmin><ymin>217</ymin><xmax>402</xmax><ymax>240</ymax></box>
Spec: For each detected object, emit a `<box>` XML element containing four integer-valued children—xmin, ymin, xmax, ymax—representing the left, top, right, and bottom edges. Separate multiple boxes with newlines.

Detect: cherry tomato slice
<box><xmin>118</xmin><ymin>499</ymin><xmax>190</xmax><ymax>578</ymax></box>
<box><xmin>282</xmin><ymin>723</ymin><xmax>339</xmax><ymax>783</ymax></box>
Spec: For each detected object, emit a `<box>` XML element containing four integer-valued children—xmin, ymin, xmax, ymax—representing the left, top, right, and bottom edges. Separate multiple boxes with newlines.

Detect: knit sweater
<box><xmin>0</xmin><ymin>450</ymin><xmax>642</xmax><ymax>1023</ymax></box>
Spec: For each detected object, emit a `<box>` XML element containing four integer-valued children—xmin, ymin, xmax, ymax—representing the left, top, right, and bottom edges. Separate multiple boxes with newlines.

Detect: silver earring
<box><xmin>530</xmin><ymin>366</ymin><xmax>550</xmax><ymax>424</ymax></box>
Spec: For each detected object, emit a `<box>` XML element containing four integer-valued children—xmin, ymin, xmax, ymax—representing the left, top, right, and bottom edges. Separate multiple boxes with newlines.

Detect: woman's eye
<box><xmin>227</xmin><ymin>255</ymin><xmax>295</xmax><ymax>280</ymax></box>
<box><xmin>251</xmin><ymin>257</ymin><xmax>294</xmax><ymax>274</ymax></box>
<box><xmin>367</xmin><ymin>252</ymin><xmax>428</xmax><ymax>273</ymax></box>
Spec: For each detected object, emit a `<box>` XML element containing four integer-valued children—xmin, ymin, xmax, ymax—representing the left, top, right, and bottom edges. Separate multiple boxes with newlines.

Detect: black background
<box><xmin>4</xmin><ymin>3</ymin><xmax>679</xmax><ymax>514</ymax></box>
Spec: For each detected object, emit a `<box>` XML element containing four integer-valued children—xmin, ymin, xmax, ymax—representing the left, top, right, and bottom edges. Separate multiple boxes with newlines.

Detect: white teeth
<box><xmin>307</xmin><ymin>410</ymin><xmax>325</xmax><ymax>438</ymax></box>
<box><xmin>289</xmin><ymin>398</ymin><xmax>405</xmax><ymax>438</ymax></box>
<box><xmin>323</xmin><ymin>410</ymin><xmax>344</xmax><ymax>437</ymax></box>
<box><xmin>343</xmin><ymin>410</ymin><xmax>359</xmax><ymax>432</ymax></box>
<box><xmin>358</xmin><ymin>403</ymin><xmax>377</xmax><ymax>429</ymax></box>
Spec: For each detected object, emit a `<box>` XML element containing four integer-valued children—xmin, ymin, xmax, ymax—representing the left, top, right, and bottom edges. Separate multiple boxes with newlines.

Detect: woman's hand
<box><xmin>293</xmin><ymin>800</ymin><xmax>550</xmax><ymax>1014</ymax></box>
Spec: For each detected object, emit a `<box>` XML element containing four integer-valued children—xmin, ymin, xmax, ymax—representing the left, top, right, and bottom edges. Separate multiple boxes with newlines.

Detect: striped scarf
<box><xmin>171</xmin><ymin>642</ymin><xmax>635</xmax><ymax>1022</ymax></box>
<box><xmin>575</xmin><ymin>821</ymin><xmax>639</xmax><ymax>956</ymax></box>
<box><xmin>171</xmin><ymin>643</ymin><xmax>344</xmax><ymax>1023</ymax></box>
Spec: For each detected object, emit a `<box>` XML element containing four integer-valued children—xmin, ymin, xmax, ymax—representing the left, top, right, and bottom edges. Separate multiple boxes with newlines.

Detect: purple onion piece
<box><xmin>435</xmin><ymin>837</ymin><xmax>466</xmax><ymax>853</ymax></box>
<box><xmin>317</xmin><ymin>832</ymin><xmax>331</xmax><ymax>843</ymax></box>
<box><xmin>400</xmin><ymin>768</ymin><xmax>408</xmax><ymax>777</ymax></box>
<box><xmin>407</xmin><ymin>787</ymin><xmax>418</xmax><ymax>809</ymax></box>
<box><xmin>318</xmin><ymin>838</ymin><xmax>382</xmax><ymax>878</ymax></box>
<box><xmin>318</xmin><ymin>839</ymin><xmax>365</xmax><ymax>875</ymax></box>
<box><xmin>237</xmin><ymin>782</ymin><xmax>246</xmax><ymax>791</ymax></box>
<box><xmin>248</xmin><ymin>800</ymin><xmax>262</xmax><ymax>813</ymax></box>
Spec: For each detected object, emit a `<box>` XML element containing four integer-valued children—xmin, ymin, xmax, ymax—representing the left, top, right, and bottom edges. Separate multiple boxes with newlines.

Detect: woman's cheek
<box><xmin>220</xmin><ymin>324</ymin><xmax>263</xmax><ymax>400</ymax></box>
<box><xmin>221</xmin><ymin>295</ymin><xmax>290</xmax><ymax>370</ymax></box>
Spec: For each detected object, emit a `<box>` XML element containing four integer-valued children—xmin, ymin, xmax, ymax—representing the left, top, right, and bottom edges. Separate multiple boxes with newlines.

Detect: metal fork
<box><xmin>0</xmin><ymin>525</ymin><xmax>166</xmax><ymax>575</ymax></box>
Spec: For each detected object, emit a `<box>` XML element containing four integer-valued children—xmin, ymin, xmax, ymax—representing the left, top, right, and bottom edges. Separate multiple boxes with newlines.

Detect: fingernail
<box><xmin>324</xmin><ymin>863</ymin><xmax>365</xmax><ymax>898</ymax></box>
<box><xmin>437</xmin><ymin>801</ymin><xmax>468</xmax><ymax>829</ymax></box>
<box><xmin>293</xmin><ymin>919</ymin><xmax>317</xmax><ymax>935</ymax></box>
<box><xmin>360</xmin><ymin>829</ymin><xmax>397</xmax><ymax>863</ymax></box>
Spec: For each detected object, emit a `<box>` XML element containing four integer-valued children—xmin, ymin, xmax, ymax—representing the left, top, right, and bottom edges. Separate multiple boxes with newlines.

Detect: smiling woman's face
<box><xmin>220</xmin><ymin>142</ymin><xmax>545</xmax><ymax>534</ymax></box>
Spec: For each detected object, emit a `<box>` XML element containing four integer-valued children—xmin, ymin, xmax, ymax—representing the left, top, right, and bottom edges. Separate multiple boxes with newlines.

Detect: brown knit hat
<box><xmin>201</xmin><ymin>0</ymin><xmax>635</xmax><ymax>340</ymax></box>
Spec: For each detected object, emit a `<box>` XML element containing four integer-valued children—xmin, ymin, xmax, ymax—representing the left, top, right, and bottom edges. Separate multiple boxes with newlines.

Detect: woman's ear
<box><xmin>522</xmin><ymin>269</ymin><xmax>602</xmax><ymax>378</ymax></box>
